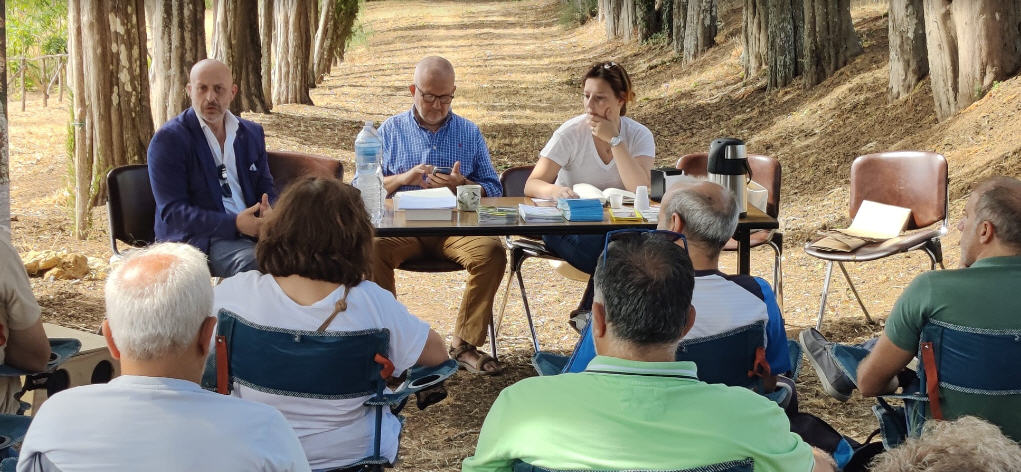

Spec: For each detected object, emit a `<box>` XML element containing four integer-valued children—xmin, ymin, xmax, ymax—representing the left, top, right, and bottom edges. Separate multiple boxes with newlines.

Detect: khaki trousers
<box><xmin>371</xmin><ymin>236</ymin><xmax>507</xmax><ymax>347</ymax></box>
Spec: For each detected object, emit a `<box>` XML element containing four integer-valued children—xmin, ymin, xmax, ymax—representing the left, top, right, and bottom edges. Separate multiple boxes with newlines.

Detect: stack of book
<box><xmin>556</xmin><ymin>198</ymin><xmax>604</xmax><ymax>222</ymax></box>
<box><xmin>518</xmin><ymin>204</ymin><xmax>565</xmax><ymax>223</ymax></box>
<box><xmin>394</xmin><ymin>188</ymin><xmax>456</xmax><ymax>221</ymax></box>
<box><xmin>477</xmin><ymin>206</ymin><xmax>518</xmax><ymax>225</ymax></box>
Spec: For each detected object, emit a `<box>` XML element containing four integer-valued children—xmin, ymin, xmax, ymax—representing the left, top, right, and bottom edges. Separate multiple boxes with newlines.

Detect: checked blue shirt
<box><xmin>378</xmin><ymin>108</ymin><xmax>502</xmax><ymax>197</ymax></box>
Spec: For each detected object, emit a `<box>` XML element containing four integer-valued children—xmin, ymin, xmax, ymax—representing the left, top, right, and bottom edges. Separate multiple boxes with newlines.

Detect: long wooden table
<box><xmin>375</xmin><ymin>197</ymin><xmax>778</xmax><ymax>274</ymax></box>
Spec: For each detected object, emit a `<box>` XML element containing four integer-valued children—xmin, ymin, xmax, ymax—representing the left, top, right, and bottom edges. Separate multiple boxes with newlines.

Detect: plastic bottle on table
<box><xmin>352</xmin><ymin>121</ymin><xmax>385</xmax><ymax>225</ymax></box>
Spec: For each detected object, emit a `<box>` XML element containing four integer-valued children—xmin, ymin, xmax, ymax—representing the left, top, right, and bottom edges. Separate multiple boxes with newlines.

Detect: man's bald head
<box><xmin>660</xmin><ymin>180</ymin><xmax>740</xmax><ymax>254</ymax></box>
<box><xmin>105</xmin><ymin>243</ymin><xmax>213</xmax><ymax>361</ymax></box>
<box><xmin>413</xmin><ymin>56</ymin><xmax>455</xmax><ymax>85</ymax></box>
<box><xmin>187</xmin><ymin>58</ymin><xmax>237</xmax><ymax>126</ymax></box>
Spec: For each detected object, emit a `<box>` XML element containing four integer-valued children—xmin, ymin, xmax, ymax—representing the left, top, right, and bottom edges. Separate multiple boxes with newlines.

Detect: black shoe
<box><xmin>799</xmin><ymin>328</ymin><xmax>854</xmax><ymax>402</ymax></box>
<box><xmin>414</xmin><ymin>383</ymin><xmax>448</xmax><ymax>410</ymax></box>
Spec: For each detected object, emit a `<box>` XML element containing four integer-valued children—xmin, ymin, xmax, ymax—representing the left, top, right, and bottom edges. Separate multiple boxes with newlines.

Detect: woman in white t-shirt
<box><xmin>523</xmin><ymin>62</ymin><xmax>656</xmax><ymax>317</ymax></box>
<box><xmin>214</xmin><ymin>177</ymin><xmax>448</xmax><ymax>472</ymax></box>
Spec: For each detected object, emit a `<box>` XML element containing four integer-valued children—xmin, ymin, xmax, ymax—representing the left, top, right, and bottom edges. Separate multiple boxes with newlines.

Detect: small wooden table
<box><xmin>374</xmin><ymin>197</ymin><xmax>778</xmax><ymax>274</ymax></box>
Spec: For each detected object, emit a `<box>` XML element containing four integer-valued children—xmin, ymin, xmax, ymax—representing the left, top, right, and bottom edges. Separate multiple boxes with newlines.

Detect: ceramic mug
<box><xmin>456</xmin><ymin>184</ymin><xmax>482</xmax><ymax>211</ymax></box>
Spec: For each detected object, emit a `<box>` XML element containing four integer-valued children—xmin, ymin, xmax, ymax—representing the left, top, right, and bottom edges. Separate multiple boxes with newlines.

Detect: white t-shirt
<box><xmin>541</xmin><ymin>114</ymin><xmax>655</xmax><ymax>190</ymax></box>
<box><xmin>17</xmin><ymin>375</ymin><xmax>310</xmax><ymax>472</ymax></box>
<box><xmin>687</xmin><ymin>272</ymin><xmax>770</xmax><ymax>342</ymax></box>
<box><xmin>214</xmin><ymin>272</ymin><xmax>430</xmax><ymax>470</ymax></box>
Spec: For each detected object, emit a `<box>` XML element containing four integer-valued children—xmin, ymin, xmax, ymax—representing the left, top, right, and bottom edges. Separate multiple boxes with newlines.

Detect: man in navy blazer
<box><xmin>148</xmin><ymin>59</ymin><xmax>276</xmax><ymax>277</ymax></box>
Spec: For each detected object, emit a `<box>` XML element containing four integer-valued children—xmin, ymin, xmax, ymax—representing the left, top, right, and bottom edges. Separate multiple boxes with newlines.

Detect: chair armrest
<box><xmin>0</xmin><ymin>338</ymin><xmax>83</xmax><ymax>377</ymax></box>
<box><xmin>366</xmin><ymin>359</ymin><xmax>458</xmax><ymax>407</ymax></box>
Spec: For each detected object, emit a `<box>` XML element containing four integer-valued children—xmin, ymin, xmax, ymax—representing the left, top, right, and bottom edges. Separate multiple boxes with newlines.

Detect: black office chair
<box><xmin>106</xmin><ymin>164</ymin><xmax>156</xmax><ymax>257</ymax></box>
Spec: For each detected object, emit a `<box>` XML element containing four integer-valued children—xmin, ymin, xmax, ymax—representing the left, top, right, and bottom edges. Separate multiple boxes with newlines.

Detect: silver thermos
<box><xmin>707</xmin><ymin>138</ymin><xmax>750</xmax><ymax>217</ymax></box>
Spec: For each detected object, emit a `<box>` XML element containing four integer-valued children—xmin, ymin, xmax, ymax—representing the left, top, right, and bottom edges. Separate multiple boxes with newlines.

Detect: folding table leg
<box><xmin>816</xmin><ymin>261</ymin><xmax>834</xmax><ymax>330</ymax></box>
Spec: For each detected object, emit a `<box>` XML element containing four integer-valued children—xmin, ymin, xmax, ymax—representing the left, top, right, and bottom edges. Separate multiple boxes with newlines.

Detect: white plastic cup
<box><xmin>634</xmin><ymin>186</ymin><xmax>651</xmax><ymax>211</ymax></box>
<box><xmin>608</xmin><ymin>194</ymin><xmax>624</xmax><ymax>209</ymax></box>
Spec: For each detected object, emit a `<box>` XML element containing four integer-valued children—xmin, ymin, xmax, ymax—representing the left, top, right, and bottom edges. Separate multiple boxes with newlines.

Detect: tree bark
<box><xmin>923</xmin><ymin>0</ymin><xmax>1021</xmax><ymax>121</ymax></box>
<box><xmin>766</xmin><ymin>0</ymin><xmax>803</xmax><ymax>89</ymax></box>
<box><xmin>259</xmin><ymin>0</ymin><xmax>274</xmax><ymax>110</ymax></box>
<box><xmin>682</xmin><ymin>0</ymin><xmax>717</xmax><ymax>62</ymax></box>
<box><xmin>888</xmin><ymin>0</ymin><xmax>927</xmax><ymax>100</ymax></box>
<box><xmin>146</xmin><ymin>0</ymin><xmax>206</xmax><ymax>128</ymax></box>
<box><xmin>0</xmin><ymin>0</ymin><xmax>9</xmax><ymax>242</ymax></box>
<box><xmin>742</xmin><ymin>0</ymin><xmax>768</xmax><ymax>79</ymax></box>
<box><xmin>672</xmin><ymin>0</ymin><xmax>689</xmax><ymax>54</ymax></box>
<box><xmin>272</xmin><ymin>0</ymin><xmax>314</xmax><ymax>105</ymax></box>
<box><xmin>313</xmin><ymin>0</ymin><xmax>337</xmax><ymax>83</ymax></box>
<box><xmin>606</xmin><ymin>0</ymin><xmax>643</xmax><ymax>40</ymax></box>
<box><xmin>306</xmin><ymin>0</ymin><xmax>318</xmax><ymax>88</ymax></box>
<box><xmin>802</xmin><ymin>0</ymin><xmax>862</xmax><ymax>87</ymax></box>
<box><xmin>69</xmin><ymin>0</ymin><xmax>154</xmax><ymax>239</ymax></box>
<box><xmin>213</xmin><ymin>0</ymin><xmax>270</xmax><ymax>114</ymax></box>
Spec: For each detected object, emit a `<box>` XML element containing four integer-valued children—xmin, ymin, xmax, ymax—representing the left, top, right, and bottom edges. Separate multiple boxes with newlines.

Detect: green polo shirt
<box><xmin>885</xmin><ymin>255</ymin><xmax>1021</xmax><ymax>440</ymax></box>
<box><xmin>462</xmin><ymin>356</ymin><xmax>814</xmax><ymax>472</ymax></box>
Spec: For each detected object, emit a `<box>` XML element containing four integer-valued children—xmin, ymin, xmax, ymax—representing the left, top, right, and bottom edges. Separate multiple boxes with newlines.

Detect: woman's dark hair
<box><xmin>256</xmin><ymin>177</ymin><xmax>374</xmax><ymax>288</ymax></box>
<box><xmin>583</xmin><ymin>61</ymin><xmax>635</xmax><ymax>116</ymax></box>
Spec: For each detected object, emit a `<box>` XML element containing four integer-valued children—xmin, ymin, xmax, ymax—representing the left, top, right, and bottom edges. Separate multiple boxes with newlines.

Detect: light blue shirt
<box><xmin>378</xmin><ymin>108</ymin><xmax>502</xmax><ymax>197</ymax></box>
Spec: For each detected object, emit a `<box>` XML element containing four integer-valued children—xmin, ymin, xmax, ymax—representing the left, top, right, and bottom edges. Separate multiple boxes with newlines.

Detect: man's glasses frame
<box><xmin>601</xmin><ymin>229</ymin><xmax>687</xmax><ymax>265</ymax></box>
<box><xmin>415</xmin><ymin>84</ymin><xmax>454</xmax><ymax>104</ymax></box>
<box><xmin>217</xmin><ymin>164</ymin><xmax>232</xmax><ymax>198</ymax></box>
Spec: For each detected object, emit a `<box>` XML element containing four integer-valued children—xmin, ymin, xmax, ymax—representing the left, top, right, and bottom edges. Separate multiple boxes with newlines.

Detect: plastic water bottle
<box><xmin>352</xmin><ymin>121</ymin><xmax>385</xmax><ymax>225</ymax></box>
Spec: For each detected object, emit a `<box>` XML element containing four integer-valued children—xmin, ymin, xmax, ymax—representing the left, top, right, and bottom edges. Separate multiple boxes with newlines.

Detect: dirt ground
<box><xmin>7</xmin><ymin>0</ymin><xmax>1021</xmax><ymax>470</ymax></box>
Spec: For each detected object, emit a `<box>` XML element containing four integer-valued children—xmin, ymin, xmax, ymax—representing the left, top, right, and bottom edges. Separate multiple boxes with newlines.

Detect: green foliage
<box><xmin>645</xmin><ymin>30</ymin><xmax>669</xmax><ymax>46</ymax></box>
<box><xmin>557</xmin><ymin>0</ymin><xmax>597</xmax><ymax>28</ymax></box>
<box><xmin>6</xmin><ymin>0</ymin><xmax>68</xmax><ymax>92</ymax></box>
<box><xmin>347</xmin><ymin>2</ymin><xmax>373</xmax><ymax>51</ymax></box>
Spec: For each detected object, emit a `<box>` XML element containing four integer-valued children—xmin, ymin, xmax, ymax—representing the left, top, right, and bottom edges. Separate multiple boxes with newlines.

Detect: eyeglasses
<box><xmin>601</xmin><ymin>229</ymin><xmax>687</xmax><ymax>265</ymax></box>
<box><xmin>217</xmin><ymin>164</ymin><xmax>232</xmax><ymax>198</ymax></box>
<box><xmin>601</xmin><ymin>61</ymin><xmax>619</xmax><ymax>70</ymax></box>
<box><xmin>415</xmin><ymin>85</ymin><xmax>454</xmax><ymax>104</ymax></box>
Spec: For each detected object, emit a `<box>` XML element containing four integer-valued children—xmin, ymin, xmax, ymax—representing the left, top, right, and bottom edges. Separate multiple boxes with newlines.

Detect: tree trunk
<box><xmin>68</xmin><ymin>0</ymin><xmax>154</xmax><ymax>239</ymax></box>
<box><xmin>742</xmin><ymin>0</ymin><xmax>768</xmax><ymax>79</ymax></box>
<box><xmin>306</xmin><ymin>0</ymin><xmax>318</xmax><ymax>89</ymax></box>
<box><xmin>923</xmin><ymin>0</ymin><xmax>1021</xmax><ymax>121</ymax></box>
<box><xmin>330</xmin><ymin>0</ymin><xmax>359</xmax><ymax>64</ymax></box>
<box><xmin>272</xmin><ymin>0</ymin><xmax>314</xmax><ymax>105</ymax></box>
<box><xmin>259</xmin><ymin>0</ymin><xmax>274</xmax><ymax>110</ymax></box>
<box><xmin>766</xmin><ymin>0</ymin><xmax>803</xmax><ymax>89</ymax></box>
<box><xmin>888</xmin><ymin>0</ymin><xmax>927</xmax><ymax>100</ymax></box>
<box><xmin>683</xmin><ymin>0</ymin><xmax>717</xmax><ymax>62</ymax></box>
<box><xmin>658</xmin><ymin>0</ymin><xmax>672</xmax><ymax>41</ymax></box>
<box><xmin>146</xmin><ymin>0</ymin><xmax>206</xmax><ymax>128</ymax></box>
<box><xmin>802</xmin><ymin>0</ymin><xmax>861</xmax><ymax>87</ymax></box>
<box><xmin>606</xmin><ymin>0</ymin><xmax>640</xmax><ymax>40</ymax></box>
<box><xmin>0</xmin><ymin>0</ymin><xmax>9</xmax><ymax>242</ymax></box>
<box><xmin>313</xmin><ymin>0</ymin><xmax>337</xmax><ymax>83</ymax></box>
<box><xmin>213</xmin><ymin>0</ymin><xmax>270</xmax><ymax>114</ymax></box>
<box><xmin>672</xmin><ymin>0</ymin><xmax>689</xmax><ymax>54</ymax></box>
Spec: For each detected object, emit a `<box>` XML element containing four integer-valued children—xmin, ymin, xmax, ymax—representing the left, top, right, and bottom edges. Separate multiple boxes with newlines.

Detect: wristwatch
<box><xmin>609</xmin><ymin>135</ymin><xmax>623</xmax><ymax>147</ymax></box>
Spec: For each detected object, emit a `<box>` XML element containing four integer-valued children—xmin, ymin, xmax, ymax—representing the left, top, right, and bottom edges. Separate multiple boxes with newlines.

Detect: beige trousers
<box><xmin>371</xmin><ymin>236</ymin><xmax>507</xmax><ymax>347</ymax></box>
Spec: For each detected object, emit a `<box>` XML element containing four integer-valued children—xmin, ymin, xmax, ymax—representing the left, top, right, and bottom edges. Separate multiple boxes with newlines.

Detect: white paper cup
<box><xmin>608</xmin><ymin>194</ymin><xmax>624</xmax><ymax>209</ymax></box>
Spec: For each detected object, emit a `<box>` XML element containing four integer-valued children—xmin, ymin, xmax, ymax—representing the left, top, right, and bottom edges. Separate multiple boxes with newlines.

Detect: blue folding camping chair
<box><xmin>831</xmin><ymin>319</ymin><xmax>1021</xmax><ymax>450</ymax></box>
<box><xmin>204</xmin><ymin>309</ymin><xmax>457</xmax><ymax>471</ymax></box>
<box><xmin>0</xmin><ymin>338</ymin><xmax>82</xmax><ymax>460</ymax></box>
<box><xmin>511</xmin><ymin>457</ymin><xmax>754</xmax><ymax>472</ymax></box>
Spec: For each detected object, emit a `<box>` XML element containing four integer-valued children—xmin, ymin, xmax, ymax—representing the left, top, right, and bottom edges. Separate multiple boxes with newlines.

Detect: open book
<box><xmin>572</xmin><ymin>183</ymin><xmax>634</xmax><ymax>205</ymax></box>
<box><xmin>811</xmin><ymin>200</ymin><xmax>912</xmax><ymax>252</ymax></box>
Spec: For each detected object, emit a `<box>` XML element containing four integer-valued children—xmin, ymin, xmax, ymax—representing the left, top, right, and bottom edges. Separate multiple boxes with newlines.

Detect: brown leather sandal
<box><xmin>449</xmin><ymin>344</ymin><xmax>503</xmax><ymax>376</ymax></box>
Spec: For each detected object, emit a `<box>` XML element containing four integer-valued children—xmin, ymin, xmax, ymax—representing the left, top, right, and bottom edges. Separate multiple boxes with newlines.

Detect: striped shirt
<box><xmin>377</xmin><ymin>108</ymin><xmax>502</xmax><ymax>197</ymax></box>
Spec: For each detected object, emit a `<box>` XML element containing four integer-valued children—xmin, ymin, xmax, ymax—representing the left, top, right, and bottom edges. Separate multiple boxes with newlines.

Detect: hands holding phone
<box><xmin>423</xmin><ymin>161</ymin><xmax>467</xmax><ymax>191</ymax></box>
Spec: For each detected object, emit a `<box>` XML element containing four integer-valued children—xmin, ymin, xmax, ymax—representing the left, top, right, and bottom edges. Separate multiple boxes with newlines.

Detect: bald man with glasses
<box><xmin>373</xmin><ymin>56</ymin><xmax>506</xmax><ymax>376</ymax></box>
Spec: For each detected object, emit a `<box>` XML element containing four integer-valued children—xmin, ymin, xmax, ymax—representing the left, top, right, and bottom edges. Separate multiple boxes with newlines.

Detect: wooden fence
<box><xmin>6</xmin><ymin>53</ymin><xmax>68</xmax><ymax>112</ymax></box>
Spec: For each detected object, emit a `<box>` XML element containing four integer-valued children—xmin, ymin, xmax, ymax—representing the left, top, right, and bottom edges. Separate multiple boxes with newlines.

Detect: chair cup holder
<box><xmin>408</xmin><ymin>374</ymin><xmax>443</xmax><ymax>390</ymax></box>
